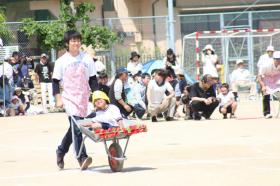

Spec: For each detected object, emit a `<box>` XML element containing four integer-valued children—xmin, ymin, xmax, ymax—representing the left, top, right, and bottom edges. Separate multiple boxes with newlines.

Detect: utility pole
<box><xmin>167</xmin><ymin>0</ymin><xmax>175</xmax><ymax>51</ymax></box>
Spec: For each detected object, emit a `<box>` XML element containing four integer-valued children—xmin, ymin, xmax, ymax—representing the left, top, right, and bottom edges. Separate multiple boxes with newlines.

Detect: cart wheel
<box><xmin>108</xmin><ymin>142</ymin><xmax>124</xmax><ymax>172</ymax></box>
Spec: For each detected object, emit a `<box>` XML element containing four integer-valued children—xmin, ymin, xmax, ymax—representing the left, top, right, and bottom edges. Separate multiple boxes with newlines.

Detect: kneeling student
<box><xmin>217</xmin><ymin>83</ymin><xmax>237</xmax><ymax>119</ymax></box>
<box><xmin>82</xmin><ymin>91</ymin><xmax>124</xmax><ymax>129</ymax></box>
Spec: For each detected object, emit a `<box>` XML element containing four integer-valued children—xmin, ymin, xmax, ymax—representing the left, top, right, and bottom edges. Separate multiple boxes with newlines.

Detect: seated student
<box><xmin>147</xmin><ymin>69</ymin><xmax>176</xmax><ymax>122</ymax></box>
<box><xmin>6</xmin><ymin>96</ymin><xmax>25</xmax><ymax>116</ymax></box>
<box><xmin>109</xmin><ymin>67</ymin><xmax>133</xmax><ymax>118</ymax></box>
<box><xmin>82</xmin><ymin>91</ymin><xmax>124</xmax><ymax>129</ymax></box>
<box><xmin>230</xmin><ymin>59</ymin><xmax>257</xmax><ymax>100</ymax></box>
<box><xmin>217</xmin><ymin>83</ymin><xmax>237</xmax><ymax>119</ymax></box>
<box><xmin>189</xmin><ymin>74</ymin><xmax>219</xmax><ymax>120</ymax></box>
<box><xmin>125</xmin><ymin>70</ymin><xmax>146</xmax><ymax>119</ymax></box>
<box><xmin>14</xmin><ymin>87</ymin><xmax>30</xmax><ymax>112</ymax></box>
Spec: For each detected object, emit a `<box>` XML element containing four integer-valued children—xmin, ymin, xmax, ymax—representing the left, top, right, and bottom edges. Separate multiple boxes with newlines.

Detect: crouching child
<box><xmin>217</xmin><ymin>83</ymin><xmax>237</xmax><ymax>119</ymax></box>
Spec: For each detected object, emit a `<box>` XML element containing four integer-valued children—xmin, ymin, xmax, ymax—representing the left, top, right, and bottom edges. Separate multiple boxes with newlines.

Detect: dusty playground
<box><xmin>0</xmin><ymin>99</ymin><xmax>280</xmax><ymax>186</ymax></box>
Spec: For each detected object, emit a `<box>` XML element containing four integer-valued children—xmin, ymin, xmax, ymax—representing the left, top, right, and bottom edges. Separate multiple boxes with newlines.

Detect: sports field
<box><xmin>0</xmin><ymin>99</ymin><xmax>279</xmax><ymax>186</ymax></box>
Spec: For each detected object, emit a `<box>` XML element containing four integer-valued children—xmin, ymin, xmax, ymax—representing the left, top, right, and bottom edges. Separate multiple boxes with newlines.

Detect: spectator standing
<box><xmin>201</xmin><ymin>44</ymin><xmax>220</xmax><ymax>78</ymax></box>
<box><xmin>35</xmin><ymin>53</ymin><xmax>55</xmax><ymax>111</ymax></box>
<box><xmin>163</xmin><ymin>48</ymin><xmax>181</xmax><ymax>79</ymax></box>
<box><xmin>257</xmin><ymin>46</ymin><xmax>274</xmax><ymax>69</ymax></box>
<box><xmin>258</xmin><ymin>51</ymin><xmax>280</xmax><ymax>119</ymax></box>
<box><xmin>15</xmin><ymin>54</ymin><xmax>33</xmax><ymax>86</ymax></box>
<box><xmin>0</xmin><ymin>60</ymin><xmax>13</xmax><ymax>106</ymax></box>
<box><xmin>127</xmin><ymin>51</ymin><xmax>142</xmax><ymax>74</ymax></box>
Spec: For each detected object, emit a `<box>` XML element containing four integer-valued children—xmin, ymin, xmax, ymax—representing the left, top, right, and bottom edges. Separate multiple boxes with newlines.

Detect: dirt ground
<box><xmin>0</xmin><ymin>99</ymin><xmax>279</xmax><ymax>186</ymax></box>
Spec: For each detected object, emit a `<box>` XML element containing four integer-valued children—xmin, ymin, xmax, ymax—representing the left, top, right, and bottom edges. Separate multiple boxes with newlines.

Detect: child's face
<box><xmin>68</xmin><ymin>38</ymin><xmax>81</xmax><ymax>52</ymax></box>
<box><xmin>220</xmin><ymin>87</ymin><xmax>229</xmax><ymax>95</ymax></box>
<box><xmin>12</xmin><ymin>99</ymin><xmax>18</xmax><ymax>104</ymax></box>
<box><xmin>94</xmin><ymin>99</ymin><xmax>107</xmax><ymax>109</ymax></box>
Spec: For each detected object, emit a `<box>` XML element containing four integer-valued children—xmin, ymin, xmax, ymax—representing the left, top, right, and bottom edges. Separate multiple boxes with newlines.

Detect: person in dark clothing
<box><xmin>109</xmin><ymin>67</ymin><xmax>133</xmax><ymax>118</ymax></box>
<box><xmin>15</xmin><ymin>54</ymin><xmax>34</xmax><ymax>86</ymax></box>
<box><xmin>98</xmin><ymin>72</ymin><xmax>110</xmax><ymax>96</ymax></box>
<box><xmin>34</xmin><ymin>53</ymin><xmax>55</xmax><ymax>110</ymax></box>
<box><xmin>189</xmin><ymin>74</ymin><xmax>219</xmax><ymax>120</ymax></box>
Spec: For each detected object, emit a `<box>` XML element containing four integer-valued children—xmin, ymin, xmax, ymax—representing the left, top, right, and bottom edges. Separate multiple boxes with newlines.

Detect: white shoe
<box><xmin>265</xmin><ymin>114</ymin><xmax>273</xmax><ymax>119</ymax></box>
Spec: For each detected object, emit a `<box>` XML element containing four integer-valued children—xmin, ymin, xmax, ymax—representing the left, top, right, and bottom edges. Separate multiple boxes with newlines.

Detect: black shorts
<box><xmin>219</xmin><ymin>105</ymin><xmax>232</xmax><ymax>113</ymax></box>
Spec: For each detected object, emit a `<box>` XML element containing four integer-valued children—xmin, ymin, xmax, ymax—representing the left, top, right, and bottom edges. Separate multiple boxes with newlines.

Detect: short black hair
<box><xmin>64</xmin><ymin>30</ymin><xmax>82</xmax><ymax>44</ymax></box>
<box><xmin>201</xmin><ymin>74</ymin><xmax>212</xmax><ymax>84</ymax></box>
<box><xmin>141</xmin><ymin>72</ymin><xmax>151</xmax><ymax>79</ymax></box>
<box><xmin>99</xmin><ymin>72</ymin><xmax>108</xmax><ymax>79</ymax></box>
<box><xmin>221</xmin><ymin>83</ymin><xmax>229</xmax><ymax>89</ymax></box>
<box><xmin>156</xmin><ymin>69</ymin><xmax>167</xmax><ymax>78</ymax></box>
<box><xmin>12</xmin><ymin>51</ymin><xmax>19</xmax><ymax>57</ymax></box>
<box><xmin>167</xmin><ymin>48</ymin><xmax>174</xmax><ymax>55</ymax></box>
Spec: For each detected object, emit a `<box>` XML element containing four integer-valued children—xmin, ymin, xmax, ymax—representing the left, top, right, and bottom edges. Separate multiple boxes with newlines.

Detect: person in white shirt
<box><xmin>82</xmin><ymin>91</ymin><xmax>124</xmax><ymax>129</ymax></box>
<box><xmin>0</xmin><ymin>60</ymin><xmax>14</xmax><ymax>105</ymax></box>
<box><xmin>163</xmin><ymin>48</ymin><xmax>181</xmax><ymax>78</ymax></box>
<box><xmin>147</xmin><ymin>69</ymin><xmax>176</xmax><ymax>122</ymax></box>
<box><xmin>52</xmin><ymin>30</ymin><xmax>98</xmax><ymax>171</ymax></box>
<box><xmin>230</xmin><ymin>59</ymin><xmax>257</xmax><ymax>100</ymax></box>
<box><xmin>217</xmin><ymin>83</ymin><xmax>237</xmax><ymax>119</ymax></box>
<box><xmin>257</xmin><ymin>46</ymin><xmax>274</xmax><ymax>69</ymax></box>
<box><xmin>201</xmin><ymin>44</ymin><xmax>221</xmax><ymax>78</ymax></box>
<box><xmin>258</xmin><ymin>51</ymin><xmax>280</xmax><ymax>119</ymax></box>
<box><xmin>127</xmin><ymin>51</ymin><xmax>142</xmax><ymax>74</ymax></box>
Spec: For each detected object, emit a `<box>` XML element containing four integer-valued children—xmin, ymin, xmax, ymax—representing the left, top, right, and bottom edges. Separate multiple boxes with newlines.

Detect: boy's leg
<box><xmin>263</xmin><ymin>94</ymin><xmax>271</xmax><ymax>117</ymax></box>
<box><xmin>40</xmin><ymin>83</ymin><xmax>47</xmax><ymax>110</ymax></box>
<box><xmin>47</xmin><ymin>83</ymin><xmax>55</xmax><ymax>107</ymax></box>
<box><xmin>56</xmin><ymin>116</ymin><xmax>90</xmax><ymax>169</ymax></box>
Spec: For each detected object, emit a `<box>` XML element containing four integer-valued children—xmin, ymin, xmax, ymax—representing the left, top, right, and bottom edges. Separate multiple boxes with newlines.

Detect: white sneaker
<box><xmin>265</xmin><ymin>114</ymin><xmax>273</xmax><ymax>119</ymax></box>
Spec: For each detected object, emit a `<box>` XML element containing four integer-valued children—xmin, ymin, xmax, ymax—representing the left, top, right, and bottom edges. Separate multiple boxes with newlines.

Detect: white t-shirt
<box><xmin>92</xmin><ymin>104</ymin><xmax>123</xmax><ymax>127</ymax></box>
<box><xmin>217</xmin><ymin>91</ymin><xmax>234</xmax><ymax>106</ymax></box>
<box><xmin>0</xmin><ymin>62</ymin><xmax>13</xmax><ymax>84</ymax></box>
<box><xmin>257</xmin><ymin>53</ymin><xmax>273</xmax><ymax>69</ymax></box>
<box><xmin>202</xmin><ymin>54</ymin><xmax>219</xmax><ymax>77</ymax></box>
<box><xmin>52</xmin><ymin>51</ymin><xmax>97</xmax><ymax>117</ymax></box>
<box><xmin>230</xmin><ymin>68</ymin><xmax>250</xmax><ymax>82</ymax></box>
<box><xmin>127</xmin><ymin>61</ymin><xmax>143</xmax><ymax>73</ymax></box>
<box><xmin>148</xmin><ymin>79</ymin><xmax>173</xmax><ymax>105</ymax></box>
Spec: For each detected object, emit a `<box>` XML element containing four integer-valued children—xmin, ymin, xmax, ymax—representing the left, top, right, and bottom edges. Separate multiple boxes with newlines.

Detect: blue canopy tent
<box><xmin>142</xmin><ymin>59</ymin><xmax>195</xmax><ymax>84</ymax></box>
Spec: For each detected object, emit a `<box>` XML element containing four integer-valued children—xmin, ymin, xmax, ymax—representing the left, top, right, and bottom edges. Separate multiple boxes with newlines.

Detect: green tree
<box><xmin>20</xmin><ymin>1</ymin><xmax>117</xmax><ymax>51</ymax></box>
<box><xmin>0</xmin><ymin>7</ymin><xmax>14</xmax><ymax>44</ymax></box>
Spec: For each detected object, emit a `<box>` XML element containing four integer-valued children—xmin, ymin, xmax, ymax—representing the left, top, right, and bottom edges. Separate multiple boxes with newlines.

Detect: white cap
<box><xmin>266</xmin><ymin>46</ymin><xmax>274</xmax><ymax>52</ymax></box>
<box><xmin>236</xmin><ymin>59</ymin><xmax>244</xmax><ymax>65</ymax></box>
<box><xmin>203</xmin><ymin>44</ymin><xmax>214</xmax><ymax>52</ymax></box>
<box><xmin>40</xmin><ymin>53</ymin><xmax>48</xmax><ymax>58</ymax></box>
<box><xmin>175</xmin><ymin>68</ymin><xmax>184</xmax><ymax>75</ymax></box>
<box><xmin>273</xmin><ymin>51</ymin><xmax>280</xmax><ymax>59</ymax></box>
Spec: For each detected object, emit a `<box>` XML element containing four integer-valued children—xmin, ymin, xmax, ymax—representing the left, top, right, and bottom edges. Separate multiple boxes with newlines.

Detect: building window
<box><xmin>103</xmin><ymin>0</ymin><xmax>115</xmax><ymax>11</ymax></box>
